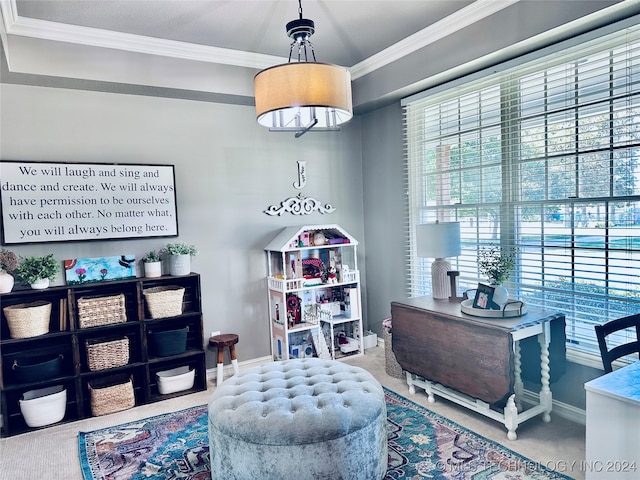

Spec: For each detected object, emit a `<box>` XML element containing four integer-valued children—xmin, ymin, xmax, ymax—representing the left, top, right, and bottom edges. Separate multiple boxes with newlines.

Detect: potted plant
<box><xmin>477</xmin><ymin>244</ymin><xmax>516</xmax><ymax>304</ymax></box>
<box><xmin>161</xmin><ymin>242</ymin><xmax>198</xmax><ymax>276</ymax></box>
<box><xmin>0</xmin><ymin>249</ymin><xmax>19</xmax><ymax>293</ymax></box>
<box><xmin>15</xmin><ymin>254</ymin><xmax>60</xmax><ymax>289</ymax></box>
<box><xmin>142</xmin><ymin>250</ymin><xmax>162</xmax><ymax>278</ymax></box>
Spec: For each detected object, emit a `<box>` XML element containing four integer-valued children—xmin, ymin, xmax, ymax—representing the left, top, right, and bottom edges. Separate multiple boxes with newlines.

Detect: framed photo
<box><xmin>473</xmin><ymin>283</ymin><xmax>500</xmax><ymax>310</ymax></box>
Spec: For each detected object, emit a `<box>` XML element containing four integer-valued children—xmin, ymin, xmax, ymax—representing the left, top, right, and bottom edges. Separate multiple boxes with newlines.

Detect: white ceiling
<box><xmin>0</xmin><ymin>0</ymin><xmax>634</xmax><ymax>111</ymax></box>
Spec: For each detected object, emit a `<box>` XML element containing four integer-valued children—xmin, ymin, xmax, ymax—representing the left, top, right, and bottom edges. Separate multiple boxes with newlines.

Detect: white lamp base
<box><xmin>431</xmin><ymin>258</ymin><xmax>451</xmax><ymax>299</ymax></box>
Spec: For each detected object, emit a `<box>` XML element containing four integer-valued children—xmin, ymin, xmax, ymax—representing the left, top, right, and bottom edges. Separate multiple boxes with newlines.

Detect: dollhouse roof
<box><xmin>264</xmin><ymin>224</ymin><xmax>359</xmax><ymax>252</ymax></box>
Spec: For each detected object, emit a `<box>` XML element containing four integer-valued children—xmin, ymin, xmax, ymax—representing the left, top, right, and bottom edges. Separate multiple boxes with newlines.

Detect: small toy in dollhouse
<box><xmin>302</xmin><ymin>257</ymin><xmax>324</xmax><ymax>285</ymax></box>
<box><xmin>286</xmin><ymin>294</ymin><xmax>302</xmax><ymax>328</ymax></box>
<box><xmin>326</xmin><ymin>264</ymin><xmax>338</xmax><ymax>284</ymax></box>
<box><xmin>312</xmin><ymin>231</ymin><xmax>327</xmax><ymax>246</ymax></box>
<box><xmin>298</xmin><ymin>232</ymin><xmax>310</xmax><ymax>247</ymax></box>
<box><xmin>337</xmin><ymin>332</ymin><xmax>359</xmax><ymax>354</ymax></box>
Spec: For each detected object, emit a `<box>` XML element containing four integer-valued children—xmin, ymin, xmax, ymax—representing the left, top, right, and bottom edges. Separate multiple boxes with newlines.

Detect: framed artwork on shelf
<box><xmin>472</xmin><ymin>283</ymin><xmax>500</xmax><ymax>310</ymax></box>
<box><xmin>64</xmin><ymin>255</ymin><xmax>136</xmax><ymax>285</ymax></box>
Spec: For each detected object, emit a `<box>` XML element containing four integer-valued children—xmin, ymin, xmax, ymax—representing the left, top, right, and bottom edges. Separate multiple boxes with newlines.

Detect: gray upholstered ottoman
<box><xmin>208</xmin><ymin>358</ymin><xmax>388</xmax><ymax>480</ymax></box>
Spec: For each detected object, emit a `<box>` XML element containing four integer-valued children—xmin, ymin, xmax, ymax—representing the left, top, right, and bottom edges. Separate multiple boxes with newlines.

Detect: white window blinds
<box><xmin>403</xmin><ymin>22</ymin><xmax>640</xmax><ymax>361</ymax></box>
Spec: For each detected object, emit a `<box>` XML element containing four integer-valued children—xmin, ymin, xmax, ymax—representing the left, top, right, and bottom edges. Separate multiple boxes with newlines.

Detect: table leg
<box><xmin>406</xmin><ymin>372</ymin><xmax>435</xmax><ymax>403</ymax></box>
<box><xmin>539</xmin><ymin>328</ymin><xmax>552</xmax><ymax>423</ymax></box>
<box><xmin>504</xmin><ymin>394</ymin><xmax>519</xmax><ymax>440</ymax></box>
<box><xmin>514</xmin><ymin>340</ymin><xmax>523</xmax><ymax>411</ymax></box>
<box><xmin>407</xmin><ymin>371</ymin><xmax>416</xmax><ymax>394</ymax></box>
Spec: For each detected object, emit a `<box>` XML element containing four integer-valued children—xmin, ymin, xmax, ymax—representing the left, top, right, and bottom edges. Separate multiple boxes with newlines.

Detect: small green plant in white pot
<box><xmin>161</xmin><ymin>243</ymin><xmax>197</xmax><ymax>276</ymax></box>
<box><xmin>477</xmin><ymin>244</ymin><xmax>516</xmax><ymax>305</ymax></box>
<box><xmin>15</xmin><ymin>254</ymin><xmax>60</xmax><ymax>289</ymax></box>
<box><xmin>142</xmin><ymin>250</ymin><xmax>162</xmax><ymax>278</ymax></box>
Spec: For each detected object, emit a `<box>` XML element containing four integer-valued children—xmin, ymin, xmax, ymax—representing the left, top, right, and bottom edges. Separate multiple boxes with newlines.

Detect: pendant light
<box><xmin>254</xmin><ymin>0</ymin><xmax>353</xmax><ymax>138</ymax></box>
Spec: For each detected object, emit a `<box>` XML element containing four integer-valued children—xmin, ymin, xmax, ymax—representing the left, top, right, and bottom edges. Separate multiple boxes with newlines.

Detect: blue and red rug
<box><xmin>78</xmin><ymin>388</ymin><xmax>572</xmax><ymax>480</ymax></box>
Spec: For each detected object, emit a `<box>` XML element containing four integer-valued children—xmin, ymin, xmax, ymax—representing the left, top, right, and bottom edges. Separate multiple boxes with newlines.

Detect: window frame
<box><xmin>403</xmin><ymin>19</ymin><xmax>640</xmax><ymax>369</ymax></box>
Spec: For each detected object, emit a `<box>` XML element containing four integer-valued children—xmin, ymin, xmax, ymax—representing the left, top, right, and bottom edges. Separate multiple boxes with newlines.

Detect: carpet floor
<box><xmin>77</xmin><ymin>389</ymin><xmax>573</xmax><ymax>480</ymax></box>
<box><xmin>0</xmin><ymin>347</ymin><xmax>586</xmax><ymax>479</ymax></box>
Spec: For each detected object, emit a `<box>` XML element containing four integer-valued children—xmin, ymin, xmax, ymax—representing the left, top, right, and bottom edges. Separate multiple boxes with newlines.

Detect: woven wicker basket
<box><xmin>77</xmin><ymin>294</ymin><xmax>127</xmax><ymax>329</ymax></box>
<box><xmin>86</xmin><ymin>337</ymin><xmax>130</xmax><ymax>371</ymax></box>
<box><xmin>88</xmin><ymin>374</ymin><xmax>135</xmax><ymax>416</ymax></box>
<box><xmin>143</xmin><ymin>286</ymin><xmax>185</xmax><ymax>319</ymax></box>
<box><xmin>3</xmin><ymin>301</ymin><xmax>52</xmax><ymax>339</ymax></box>
<box><xmin>383</xmin><ymin>329</ymin><xmax>404</xmax><ymax>379</ymax></box>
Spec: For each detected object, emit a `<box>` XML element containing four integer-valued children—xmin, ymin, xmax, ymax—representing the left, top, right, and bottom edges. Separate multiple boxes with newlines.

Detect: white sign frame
<box><xmin>0</xmin><ymin>160</ymin><xmax>179</xmax><ymax>244</ymax></box>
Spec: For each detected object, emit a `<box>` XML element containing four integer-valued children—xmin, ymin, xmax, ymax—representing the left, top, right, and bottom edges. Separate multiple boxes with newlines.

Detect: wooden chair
<box><xmin>594</xmin><ymin>314</ymin><xmax>640</xmax><ymax>373</ymax></box>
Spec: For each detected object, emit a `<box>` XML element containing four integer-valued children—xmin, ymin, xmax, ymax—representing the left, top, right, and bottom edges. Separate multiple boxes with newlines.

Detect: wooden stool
<box><xmin>209</xmin><ymin>333</ymin><xmax>239</xmax><ymax>386</ymax></box>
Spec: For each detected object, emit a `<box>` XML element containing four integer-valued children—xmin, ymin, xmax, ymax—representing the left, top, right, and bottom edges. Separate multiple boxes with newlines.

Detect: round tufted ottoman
<box><xmin>208</xmin><ymin>358</ymin><xmax>388</xmax><ymax>480</ymax></box>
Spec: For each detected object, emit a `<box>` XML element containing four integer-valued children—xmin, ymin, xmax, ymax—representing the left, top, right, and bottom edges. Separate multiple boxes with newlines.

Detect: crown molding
<box><xmin>0</xmin><ymin>0</ymin><xmax>17</xmax><ymax>67</ymax></box>
<box><xmin>1</xmin><ymin>0</ymin><xmax>520</xmax><ymax>79</ymax></box>
<box><xmin>350</xmin><ymin>0</ymin><xmax>520</xmax><ymax>79</ymax></box>
<box><xmin>0</xmin><ymin>0</ymin><xmax>287</xmax><ymax>70</ymax></box>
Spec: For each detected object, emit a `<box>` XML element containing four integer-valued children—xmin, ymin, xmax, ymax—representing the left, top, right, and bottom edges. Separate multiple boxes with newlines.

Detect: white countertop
<box><xmin>585</xmin><ymin>361</ymin><xmax>640</xmax><ymax>406</ymax></box>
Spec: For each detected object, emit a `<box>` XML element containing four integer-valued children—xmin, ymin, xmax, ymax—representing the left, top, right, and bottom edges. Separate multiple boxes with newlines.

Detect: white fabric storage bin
<box><xmin>19</xmin><ymin>385</ymin><xmax>67</xmax><ymax>427</ymax></box>
<box><xmin>156</xmin><ymin>366</ymin><xmax>195</xmax><ymax>394</ymax></box>
<box><xmin>363</xmin><ymin>331</ymin><xmax>378</xmax><ymax>349</ymax></box>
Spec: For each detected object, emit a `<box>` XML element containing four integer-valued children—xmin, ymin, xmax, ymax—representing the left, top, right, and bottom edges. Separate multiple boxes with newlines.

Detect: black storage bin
<box><xmin>12</xmin><ymin>354</ymin><xmax>64</xmax><ymax>383</ymax></box>
<box><xmin>149</xmin><ymin>327</ymin><xmax>188</xmax><ymax>357</ymax></box>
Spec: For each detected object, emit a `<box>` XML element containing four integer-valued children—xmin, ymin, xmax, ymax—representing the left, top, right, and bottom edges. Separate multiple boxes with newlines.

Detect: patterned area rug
<box><xmin>78</xmin><ymin>389</ymin><xmax>572</xmax><ymax>480</ymax></box>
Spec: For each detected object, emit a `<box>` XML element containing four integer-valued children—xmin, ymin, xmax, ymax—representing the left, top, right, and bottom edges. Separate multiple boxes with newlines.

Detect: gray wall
<box><xmin>0</xmin><ymin>83</ymin><xmax>366</xmax><ymax>368</ymax></box>
<box><xmin>361</xmin><ymin>102</ymin><xmax>406</xmax><ymax>332</ymax></box>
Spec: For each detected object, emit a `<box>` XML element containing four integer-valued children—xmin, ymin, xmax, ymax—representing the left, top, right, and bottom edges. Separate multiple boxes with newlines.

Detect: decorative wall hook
<box><xmin>293</xmin><ymin>161</ymin><xmax>307</xmax><ymax>189</ymax></box>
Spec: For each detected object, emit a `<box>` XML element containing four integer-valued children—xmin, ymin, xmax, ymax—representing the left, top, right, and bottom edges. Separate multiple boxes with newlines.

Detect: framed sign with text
<box><xmin>0</xmin><ymin>160</ymin><xmax>178</xmax><ymax>244</ymax></box>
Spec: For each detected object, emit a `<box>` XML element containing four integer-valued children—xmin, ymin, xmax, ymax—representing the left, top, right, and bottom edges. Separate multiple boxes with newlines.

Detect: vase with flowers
<box><xmin>0</xmin><ymin>249</ymin><xmax>18</xmax><ymax>293</ymax></box>
<box><xmin>477</xmin><ymin>244</ymin><xmax>516</xmax><ymax>305</ymax></box>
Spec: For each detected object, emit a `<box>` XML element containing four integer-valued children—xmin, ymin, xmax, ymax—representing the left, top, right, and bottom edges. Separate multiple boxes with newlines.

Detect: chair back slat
<box><xmin>594</xmin><ymin>314</ymin><xmax>640</xmax><ymax>373</ymax></box>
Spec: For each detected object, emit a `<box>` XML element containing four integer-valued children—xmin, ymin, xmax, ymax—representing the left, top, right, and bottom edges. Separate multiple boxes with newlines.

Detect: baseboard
<box><xmin>521</xmin><ymin>389</ymin><xmax>586</xmax><ymax>425</ymax></box>
<box><xmin>205</xmin><ymin>355</ymin><xmax>271</xmax><ymax>383</ymax></box>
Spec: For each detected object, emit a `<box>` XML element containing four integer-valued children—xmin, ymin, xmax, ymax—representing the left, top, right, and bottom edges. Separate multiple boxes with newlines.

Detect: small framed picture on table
<box><xmin>473</xmin><ymin>283</ymin><xmax>500</xmax><ymax>310</ymax></box>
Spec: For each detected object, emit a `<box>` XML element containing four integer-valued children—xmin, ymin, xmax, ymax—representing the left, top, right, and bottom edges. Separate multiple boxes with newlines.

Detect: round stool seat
<box><xmin>208</xmin><ymin>358</ymin><xmax>388</xmax><ymax>480</ymax></box>
<box><xmin>209</xmin><ymin>334</ymin><xmax>240</xmax><ymax>385</ymax></box>
<box><xmin>209</xmin><ymin>333</ymin><xmax>238</xmax><ymax>348</ymax></box>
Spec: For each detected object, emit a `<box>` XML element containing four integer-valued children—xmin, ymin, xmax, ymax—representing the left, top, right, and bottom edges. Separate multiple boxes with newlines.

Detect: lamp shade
<box><xmin>255</xmin><ymin>62</ymin><xmax>353</xmax><ymax>129</ymax></box>
<box><xmin>416</xmin><ymin>222</ymin><xmax>461</xmax><ymax>259</ymax></box>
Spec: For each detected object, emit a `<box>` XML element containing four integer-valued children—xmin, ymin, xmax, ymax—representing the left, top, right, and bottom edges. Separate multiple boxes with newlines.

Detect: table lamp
<box><xmin>416</xmin><ymin>222</ymin><xmax>461</xmax><ymax>299</ymax></box>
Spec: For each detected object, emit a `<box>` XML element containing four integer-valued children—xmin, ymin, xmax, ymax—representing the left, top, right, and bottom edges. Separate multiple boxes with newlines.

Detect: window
<box><xmin>403</xmin><ymin>22</ymin><xmax>640</xmax><ymax>364</ymax></box>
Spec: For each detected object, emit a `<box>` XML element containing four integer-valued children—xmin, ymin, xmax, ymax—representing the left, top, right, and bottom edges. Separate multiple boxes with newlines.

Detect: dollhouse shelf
<box><xmin>264</xmin><ymin>225</ymin><xmax>364</xmax><ymax>362</ymax></box>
